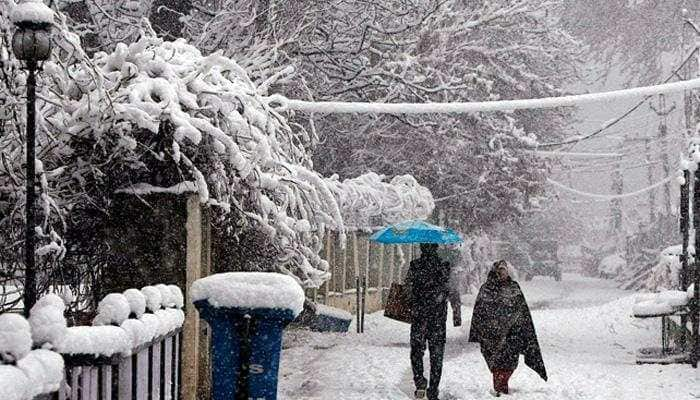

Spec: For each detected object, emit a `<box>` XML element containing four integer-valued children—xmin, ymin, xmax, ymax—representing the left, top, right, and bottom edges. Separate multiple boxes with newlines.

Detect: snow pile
<box><xmin>0</xmin><ymin>312</ymin><xmax>64</xmax><ymax>400</ymax></box>
<box><xmin>169</xmin><ymin>285</ymin><xmax>184</xmax><ymax>309</ymax></box>
<box><xmin>141</xmin><ymin>286</ymin><xmax>163</xmax><ymax>313</ymax></box>
<box><xmin>123</xmin><ymin>288</ymin><xmax>147</xmax><ymax>318</ymax></box>
<box><xmin>326</xmin><ymin>172</ymin><xmax>434</xmax><ymax>229</ymax></box>
<box><xmin>10</xmin><ymin>0</ymin><xmax>55</xmax><ymax>25</ymax></box>
<box><xmin>154</xmin><ymin>309</ymin><xmax>186</xmax><ymax>337</ymax></box>
<box><xmin>0</xmin><ymin>365</ymin><xmax>30</xmax><ymax>400</ymax></box>
<box><xmin>314</xmin><ymin>303</ymin><xmax>352</xmax><ymax>321</ymax></box>
<box><xmin>52</xmin><ymin>284</ymin><xmax>185</xmax><ymax>357</ymax></box>
<box><xmin>192</xmin><ymin>272</ymin><xmax>305</xmax><ymax>316</ymax></box>
<box><xmin>93</xmin><ymin>293</ymin><xmax>131</xmax><ymax>326</ymax></box>
<box><xmin>16</xmin><ymin>349</ymin><xmax>63</xmax><ymax>397</ymax></box>
<box><xmin>632</xmin><ymin>290</ymin><xmax>689</xmax><ymax>317</ymax></box>
<box><xmin>119</xmin><ymin>319</ymin><xmax>150</xmax><ymax>349</ymax></box>
<box><xmin>598</xmin><ymin>253</ymin><xmax>626</xmax><ymax>277</ymax></box>
<box><xmin>28</xmin><ymin>294</ymin><xmax>67</xmax><ymax>349</ymax></box>
<box><xmin>56</xmin><ymin>325</ymin><xmax>131</xmax><ymax>356</ymax></box>
<box><xmin>156</xmin><ymin>284</ymin><xmax>176</xmax><ymax>308</ymax></box>
<box><xmin>0</xmin><ymin>314</ymin><xmax>32</xmax><ymax>363</ymax></box>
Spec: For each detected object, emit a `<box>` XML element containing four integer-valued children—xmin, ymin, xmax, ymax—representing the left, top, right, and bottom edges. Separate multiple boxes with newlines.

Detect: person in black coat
<box><xmin>405</xmin><ymin>243</ymin><xmax>462</xmax><ymax>400</ymax></box>
<box><xmin>468</xmin><ymin>260</ymin><xmax>547</xmax><ymax>396</ymax></box>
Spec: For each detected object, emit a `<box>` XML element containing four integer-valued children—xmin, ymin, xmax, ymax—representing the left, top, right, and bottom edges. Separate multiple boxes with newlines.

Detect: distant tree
<box><xmin>560</xmin><ymin>1</ymin><xmax>700</xmax><ymax>83</ymax></box>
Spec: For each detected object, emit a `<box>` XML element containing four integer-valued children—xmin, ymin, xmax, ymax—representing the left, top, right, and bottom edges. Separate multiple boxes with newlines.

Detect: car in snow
<box><xmin>496</xmin><ymin>240</ymin><xmax>562</xmax><ymax>281</ymax></box>
<box><xmin>518</xmin><ymin>241</ymin><xmax>562</xmax><ymax>281</ymax></box>
<box><xmin>520</xmin><ymin>259</ymin><xmax>562</xmax><ymax>281</ymax></box>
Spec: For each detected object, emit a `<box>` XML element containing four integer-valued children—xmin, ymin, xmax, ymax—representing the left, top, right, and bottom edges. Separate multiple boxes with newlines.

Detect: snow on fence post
<box><xmin>51</xmin><ymin>284</ymin><xmax>185</xmax><ymax>400</ymax></box>
<box><xmin>0</xmin><ymin>309</ymin><xmax>64</xmax><ymax>400</ymax></box>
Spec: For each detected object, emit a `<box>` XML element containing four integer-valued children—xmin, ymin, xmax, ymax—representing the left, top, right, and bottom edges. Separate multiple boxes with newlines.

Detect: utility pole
<box><xmin>648</xmin><ymin>94</ymin><xmax>674</xmax><ymax>216</ymax></box>
<box><xmin>610</xmin><ymin>136</ymin><xmax>625</xmax><ymax>251</ymax></box>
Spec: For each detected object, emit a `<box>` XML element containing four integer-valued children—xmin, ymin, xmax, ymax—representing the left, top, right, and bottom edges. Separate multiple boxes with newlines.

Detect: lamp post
<box><xmin>10</xmin><ymin>0</ymin><xmax>53</xmax><ymax>315</ymax></box>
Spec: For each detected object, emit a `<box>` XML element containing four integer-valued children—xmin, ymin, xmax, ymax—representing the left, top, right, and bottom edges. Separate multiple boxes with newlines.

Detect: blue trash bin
<box><xmin>195</xmin><ymin>302</ymin><xmax>297</xmax><ymax>400</ymax></box>
<box><xmin>191</xmin><ymin>272</ymin><xmax>304</xmax><ymax>400</ymax></box>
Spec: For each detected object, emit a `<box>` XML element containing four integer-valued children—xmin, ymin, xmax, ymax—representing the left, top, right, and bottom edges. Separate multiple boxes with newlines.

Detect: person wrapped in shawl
<box><xmin>468</xmin><ymin>260</ymin><xmax>547</xmax><ymax>396</ymax></box>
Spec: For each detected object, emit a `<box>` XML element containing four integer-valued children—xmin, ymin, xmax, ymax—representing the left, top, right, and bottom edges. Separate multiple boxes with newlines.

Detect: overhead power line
<box><xmin>547</xmin><ymin>176</ymin><xmax>674</xmax><ymax>201</ymax></box>
<box><xmin>276</xmin><ymin>68</ymin><xmax>700</xmax><ymax>116</ymax></box>
<box><xmin>536</xmin><ymin>47</ymin><xmax>699</xmax><ymax>148</ymax></box>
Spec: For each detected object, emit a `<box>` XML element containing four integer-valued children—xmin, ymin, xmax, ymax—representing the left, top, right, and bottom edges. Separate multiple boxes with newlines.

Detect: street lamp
<box><xmin>10</xmin><ymin>0</ymin><xmax>53</xmax><ymax>315</ymax></box>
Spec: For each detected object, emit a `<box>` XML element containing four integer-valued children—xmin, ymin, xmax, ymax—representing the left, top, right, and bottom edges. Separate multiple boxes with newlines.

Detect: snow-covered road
<box><xmin>279</xmin><ymin>274</ymin><xmax>699</xmax><ymax>399</ymax></box>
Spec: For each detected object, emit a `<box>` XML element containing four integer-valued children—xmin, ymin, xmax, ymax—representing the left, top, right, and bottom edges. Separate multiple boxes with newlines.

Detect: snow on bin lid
<box><xmin>10</xmin><ymin>0</ymin><xmax>55</xmax><ymax>25</ymax></box>
<box><xmin>191</xmin><ymin>272</ymin><xmax>305</xmax><ymax>316</ymax></box>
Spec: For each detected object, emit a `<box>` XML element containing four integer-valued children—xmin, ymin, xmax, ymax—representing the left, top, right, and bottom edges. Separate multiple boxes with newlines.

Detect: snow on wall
<box><xmin>191</xmin><ymin>272</ymin><xmax>305</xmax><ymax>316</ymax></box>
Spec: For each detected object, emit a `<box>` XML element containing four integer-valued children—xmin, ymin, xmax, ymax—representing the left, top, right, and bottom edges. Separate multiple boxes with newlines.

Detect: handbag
<box><xmin>384</xmin><ymin>282</ymin><xmax>412</xmax><ymax>323</ymax></box>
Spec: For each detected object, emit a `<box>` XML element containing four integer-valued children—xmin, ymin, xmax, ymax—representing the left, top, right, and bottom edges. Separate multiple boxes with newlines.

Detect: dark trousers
<box><xmin>410</xmin><ymin>316</ymin><xmax>446</xmax><ymax>399</ymax></box>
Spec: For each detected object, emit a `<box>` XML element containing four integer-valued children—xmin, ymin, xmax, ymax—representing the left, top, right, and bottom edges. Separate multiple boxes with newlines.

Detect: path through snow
<box><xmin>278</xmin><ymin>274</ymin><xmax>699</xmax><ymax>399</ymax></box>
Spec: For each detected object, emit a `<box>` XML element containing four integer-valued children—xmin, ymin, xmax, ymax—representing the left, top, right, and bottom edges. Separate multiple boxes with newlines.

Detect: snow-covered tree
<box><xmin>56</xmin><ymin>0</ymin><xmax>584</xmax><ymax>232</ymax></box>
<box><xmin>1</xmin><ymin>2</ymin><xmax>440</xmax><ymax>310</ymax></box>
<box><xmin>561</xmin><ymin>1</ymin><xmax>700</xmax><ymax>83</ymax></box>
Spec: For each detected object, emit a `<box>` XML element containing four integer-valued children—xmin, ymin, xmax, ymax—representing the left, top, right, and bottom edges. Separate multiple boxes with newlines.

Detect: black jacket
<box><xmin>405</xmin><ymin>251</ymin><xmax>461</xmax><ymax>322</ymax></box>
<box><xmin>468</xmin><ymin>271</ymin><xmax>547</xmax><ymax>381</ymax></box>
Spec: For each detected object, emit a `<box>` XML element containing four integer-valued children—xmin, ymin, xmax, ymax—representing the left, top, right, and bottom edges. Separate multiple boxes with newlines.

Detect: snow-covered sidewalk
<box><xmin>278</xmin><ymin>274</ymin><xmax>699</xmax><ymax>399</ymax></box>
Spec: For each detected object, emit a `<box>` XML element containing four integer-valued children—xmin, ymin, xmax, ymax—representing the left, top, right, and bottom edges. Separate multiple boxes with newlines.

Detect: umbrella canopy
<box><xmin>369</xmin><ymin>220</ymin><xmax>463</xmax><ymax>244</ymax></box>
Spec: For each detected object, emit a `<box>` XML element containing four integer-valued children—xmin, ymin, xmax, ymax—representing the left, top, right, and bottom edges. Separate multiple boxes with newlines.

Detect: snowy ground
<box><xmin>279</xmin><ymin>273</ymin><xmax>699</xmax><ymax>399</ymax></box>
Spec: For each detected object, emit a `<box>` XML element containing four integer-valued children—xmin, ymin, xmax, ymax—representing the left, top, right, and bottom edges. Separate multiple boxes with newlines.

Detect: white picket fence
<box><xmin>59</xmin><ymin>328</ymin><xmax>182</xmax><ymax>400</ymax></box>
<box><xmin>0</xmin><ymin>284</ymin><xmax>185</xmax><ymax>400</ymax></box>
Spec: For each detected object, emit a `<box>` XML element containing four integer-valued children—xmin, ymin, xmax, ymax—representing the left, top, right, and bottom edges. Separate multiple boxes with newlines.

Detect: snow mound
<box><xmin>168</xmin><ymin>285</ymin><xmax>184</xmax><ymax>309</ymax></box>
<box><xmin>0</xmin><ymin>365</ymin><xmax>30</xmax><ymax>400</ymax></box>
<box><xmin>56</xmin><ymin>326</ymin><xmax>131</xmax><ymax>357</ymax></box>
<box><xmin>120</xmin><ymin>318</ymin><xmax>151</xmax><ymax>349</ymax></box>
<box><xmin>141</xmin><ymin>286</ymin><xmax>163</xmax><ymax>312</ymax></box>
<box><xmin>16</xmin><ymin>349</ymin><xmax>64</xmax><ymax>397</ymax></box>
<box><xmin>192</xmin><ymin>272</ymin><xmax>305</xmax><ymax>316</ymax></box>
<box><xmin>33</xmin><ymin>294</ymin><xmax>66</xmax><ymax>311</ymax></box>
<box><xmin>632</xmin><ymin>290</ymin><xmax>688</xmax><ymax>317</ymax></box>
<box><xmin>94</xmin><ymin>293</ymin><xmax>131</xmax><ymax>326</ymax></box>
<box><xmin>155</xmin><ymin>284</ymin><xmax>175</xmax><ymax>308</ymax></box>
<box><xmin>10</xmin><ymin>0</ymin><xmax>55</xmax><ymax>25</ymax></box>
<box><xmin>28</xmin><ymin>304</ymin><xmax>67</xmax><ymax>349</ymax></box>
<box><xmin>0</xmin><ymin>314</ymin><xmax>32</xmax><ymax>363</ymax></box>
<box><xmin>123</xmin><ymin>288</ymin><xmax>147</xmax><ymax>318</ymax></box>
<box><xmin>314</xmin><ymin>304</ymin><xmax>352</xmax><ymax>320</ymax></box>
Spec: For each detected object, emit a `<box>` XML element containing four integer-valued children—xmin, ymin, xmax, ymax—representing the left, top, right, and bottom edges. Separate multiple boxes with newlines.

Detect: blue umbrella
<box><xmin>369</xmin><ymin>220</ymin><xmax>463</xmax><ymax>244</ymax></box>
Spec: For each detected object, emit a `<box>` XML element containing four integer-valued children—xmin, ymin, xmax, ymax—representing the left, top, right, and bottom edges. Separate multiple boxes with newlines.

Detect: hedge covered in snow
<box><xmin>0</xmin><ymin>7</ymin><xmax>434</xmax><ymax>289</ymax></box>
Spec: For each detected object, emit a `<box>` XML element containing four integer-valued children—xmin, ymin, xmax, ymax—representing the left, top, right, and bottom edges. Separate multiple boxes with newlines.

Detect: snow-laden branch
<box><xmin>272</xmin><ymin>77</ymin><xmax>700</xmax><ymax>115</ymax></box>
<box><xmin>547</xmin><ymin>176</ymin><xmax>673</xmax><ymax>201</ymax></box>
